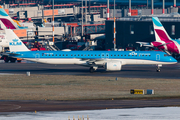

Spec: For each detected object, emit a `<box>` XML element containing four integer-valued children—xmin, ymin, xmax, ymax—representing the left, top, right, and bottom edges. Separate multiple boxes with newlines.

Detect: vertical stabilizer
<box><xmin>152</xmin><ymin>17</ymin><xmax>172</xmax><ymax>42</ymax></box>
<box><xmin>6</xmin><ymin>29</ymin><xmax>30</xmax><ymax>52</ymax></box>
<box><xmin>0</xmin><ymin>6</ymin><xmax>18</xmax><ymax>29</ymax></box>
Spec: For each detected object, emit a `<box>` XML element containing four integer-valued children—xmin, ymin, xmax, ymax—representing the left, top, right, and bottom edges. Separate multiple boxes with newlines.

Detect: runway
<box><xmin>1</xmin><ymin>99</ymin><xmax>180</xmax><ymax>112</ymax></box>
<box><xmin>0</xmin><ymin>61</ymin><xmax>179</xmax><ymax>79</ymax></box>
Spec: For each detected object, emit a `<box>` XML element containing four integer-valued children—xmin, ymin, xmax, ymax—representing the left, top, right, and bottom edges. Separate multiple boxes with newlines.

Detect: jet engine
<box><xmin>105</xmin><ymin>61</ymin><xmax>122</xmax><ymax>71</ymax></box>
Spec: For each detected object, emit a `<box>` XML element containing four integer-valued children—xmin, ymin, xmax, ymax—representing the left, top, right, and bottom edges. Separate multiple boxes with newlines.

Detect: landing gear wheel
<box><xmin>89</xmin><ymin>67</ymin><xmax>95</xmax><ymax>73</ymax></box>
<box><xmin>4</xmin><ymin>56</ymin><xmax>9</xmax><ymax>63</ymax></box>
<box><xmin>17</xmin><ymin>60</ymin><xmax>22</xmax><ymax>63</ymax></box>
<box><xmin>10</xmin><ymin>58</ymin><xmax>16</xmax><ymax>63</ymax></box>
<box><xmin>156</xmin><ymin>69</ymin><xmax>160</xmax><ymax>72</ymax></box>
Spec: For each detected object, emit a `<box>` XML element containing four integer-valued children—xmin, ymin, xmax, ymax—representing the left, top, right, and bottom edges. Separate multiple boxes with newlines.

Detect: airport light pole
<box><xmin>85</xmin><ymin>0</ymin><xmax>87</xmax><ymax>24</ymax></box>
<box><xmin>174</xmin><ymin>0</ymin><xmax>176</xmax><ymax>7</ymax></box>
<box><xmin>81</xmin><ymin>0</ymin><xmax>84</xmax><ymax>42</ymax></box>
<box><xmin>151</xmin><ymin>0</ymin><xmax>154</xmax><ymax>15</ymax></box>
<box><xmin>113</xmin><ymin>0</ymin><xmax>116</xmax><ymax>50</ymax></box>
<box><xmin>52</xmin><ymin>0</ymin><xmax>55</xmax><ymax>43</ymax></box>
<box><xmin>162</xmin><ymin>0</ymin><xmax>165</xmax><ymax>14</ymax></box>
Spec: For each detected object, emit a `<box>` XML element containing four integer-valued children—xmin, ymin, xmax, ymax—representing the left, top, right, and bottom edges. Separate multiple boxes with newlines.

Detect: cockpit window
<box><xmin>164</xmin><ymin>54</ymin><xmax>168</xmax><ymax>56</ymax></box>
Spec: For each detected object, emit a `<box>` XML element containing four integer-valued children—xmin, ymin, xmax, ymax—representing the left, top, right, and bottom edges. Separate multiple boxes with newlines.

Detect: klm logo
<box><xmin>129</xmin><ymin>52</ymin><xmax>137</xmax><ymax>55</ymax></box>
<box><xmin>9</xmin><ymin>39</ymin><xmax>22</xmax><ymax>46</ymax></box>
<box><xmin>113</xmin><ymin>64</ymin><xmax>117</xmax><ymax>67</ymax></box>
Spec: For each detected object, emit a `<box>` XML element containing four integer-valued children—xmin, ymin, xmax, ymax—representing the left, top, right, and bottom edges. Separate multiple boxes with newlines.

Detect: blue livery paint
<box><xmin>10</xmin><ymin>51</ymin><xmax>177</xmax><ymax>63</ymax></box>
<box><xmin>152</xmin><ymin>17</ymin><xmax>162</xmax><ymax>27</ymax></box>
<box><xmin>0</xmin><ymin>9</ymin><xmax>8</xmax><ymax>16</ymax></box>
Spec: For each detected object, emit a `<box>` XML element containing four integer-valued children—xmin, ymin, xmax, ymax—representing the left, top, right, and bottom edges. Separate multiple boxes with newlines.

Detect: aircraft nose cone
<box><xmin>171</xmin><ymin>57</ymin><xmax>177</xmax><ymax>63</ymax></box>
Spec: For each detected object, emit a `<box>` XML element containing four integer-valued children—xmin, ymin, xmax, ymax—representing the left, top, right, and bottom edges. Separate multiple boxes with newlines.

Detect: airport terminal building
<box><xmin>105</xmin><ymin>16</ymin><xmax>180</xmax><ymax>50</ymax></box>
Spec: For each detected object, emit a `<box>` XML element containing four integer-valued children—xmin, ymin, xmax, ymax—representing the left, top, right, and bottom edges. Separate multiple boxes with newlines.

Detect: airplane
<box><xmin>5</xmin><ymin>29</ymin><xmax>177</xmax><ymax>72</ymax></box>
<box><xmin>137</xmin><ymin>17</ymin><xmax>180</xmax><ymax>55</ymax></box>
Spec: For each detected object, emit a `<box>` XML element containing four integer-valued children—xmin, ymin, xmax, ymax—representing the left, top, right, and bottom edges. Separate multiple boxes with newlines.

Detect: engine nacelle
<box><xmin>105</xmin><ymin>61</ymin><xmax>122</xmax><ymax>71</ymax></box>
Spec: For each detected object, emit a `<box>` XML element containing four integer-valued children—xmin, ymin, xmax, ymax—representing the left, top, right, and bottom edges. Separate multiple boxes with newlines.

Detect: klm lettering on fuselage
<box><xmin>9</xmin><ymin>39</ymin><xmax>22</xmax><ymax>46</ymax></box>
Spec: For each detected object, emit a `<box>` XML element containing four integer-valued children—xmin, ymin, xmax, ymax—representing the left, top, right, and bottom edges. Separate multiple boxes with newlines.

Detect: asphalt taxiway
<box><xmin>0</xmin><ymin>61</ymin><xmax>179</xmax><ymax>79</ymax></box>
<box><xmin>1</xmin><ymin>98</ymin><xmax>180</xmax><ymax>112</ymax></box>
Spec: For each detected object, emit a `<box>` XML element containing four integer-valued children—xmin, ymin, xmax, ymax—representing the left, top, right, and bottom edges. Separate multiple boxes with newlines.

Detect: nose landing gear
<box><xmin>156</xmin><ymin>64</ymin><xmax>162</xmax><ymax>72</ymax></box>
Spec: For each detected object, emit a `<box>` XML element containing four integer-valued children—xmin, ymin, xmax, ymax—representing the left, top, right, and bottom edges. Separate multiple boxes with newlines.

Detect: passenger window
<box><xmin>66</xmin><ymin>54</ymin><xmax>68</xmax><ymax>56</ymax></box>
<box><xmin>78</xmin><ymin>54</ymin><xmax>79</xmax><ymax>56</ymax></box>
<box><xmin>71</xmin><ymin>54</ymin><xmax>73</xmax><ymax>56</ymax></box>
<box><xmin>91</xmin><ymin>54</ymin><xmax>93</xmax><ymax>56</ymax></box>
<box><xmin>59</xmin><ymin>54</ymin><xmax>61</xmax><ymax>56</ymax></box>
<box><xmin>74</xmin><ymin>54</ymin><xmax>76</xmax><ymax>56</ymax></box>
<box><xmin>56</xmin><ymin>54</ymin><xmax>57</xmax><ymax>56</ymax></box>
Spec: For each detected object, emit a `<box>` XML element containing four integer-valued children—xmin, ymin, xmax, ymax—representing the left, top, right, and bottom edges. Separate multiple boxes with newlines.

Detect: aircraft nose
<box><xmin>170</xmin><ymin>57</ymin><xmax>177</xmax><ymax>63</ymax></box>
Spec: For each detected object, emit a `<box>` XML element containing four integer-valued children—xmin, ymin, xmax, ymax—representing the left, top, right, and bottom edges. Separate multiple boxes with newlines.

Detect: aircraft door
<box><xmin>35</xmin><ymin>53</ymin><xmax>40</xmax><ymax>60</ymax></box>
<box><xmin>156</xmin><ymin>54</ymin><xmax>160</xmax><ymax>60</ymax></box>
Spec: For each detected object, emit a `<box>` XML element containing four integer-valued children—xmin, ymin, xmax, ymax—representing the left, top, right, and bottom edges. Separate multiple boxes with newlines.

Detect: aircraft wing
<box><xmin>143</xmin><ymin>45</ymin><xmax>154</xmax><ymax>47</ymax></box>
<box><xmin>157</xmin><ymin>42</ymin><xmax>172</xmax><ymax>47</ymax></box>
<box><xmin>2</xmin><ymin>52</ymin><xmax>20</xmax><ymax>56</ymax></box>
<box><xmin>136</xmin><ymin>42</ymin><xmax>150</xmax><ymax>47</ymax></box>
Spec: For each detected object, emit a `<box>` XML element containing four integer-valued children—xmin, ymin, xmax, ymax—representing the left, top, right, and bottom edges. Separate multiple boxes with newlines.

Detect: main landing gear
<box><xmin>89</xmin><ymin>66</ymin><xmax>98</xmax><ymax>73</ymax></box>
<box><xmin>156</xmin><ymin>64</ymin><xmax>162</xmax><ymax>72</ymax></box>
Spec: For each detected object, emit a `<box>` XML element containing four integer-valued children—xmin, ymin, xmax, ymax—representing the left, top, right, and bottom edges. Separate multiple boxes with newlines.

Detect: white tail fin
<box><xmin>5</xmin><ymin>29</ymin><xmax>30</xmax><ymax>52</ymax></box>
<box><xmin>152</xmin><ymin>17</ymin><xmax>172</xmax><ymax>42</ymax></box>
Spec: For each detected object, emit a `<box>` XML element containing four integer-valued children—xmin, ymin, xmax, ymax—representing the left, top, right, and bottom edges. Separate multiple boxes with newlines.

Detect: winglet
<box><xmin>5</xmin><ymin>29</ymin><xmax>30</xmax><ymax>52</ymax></box>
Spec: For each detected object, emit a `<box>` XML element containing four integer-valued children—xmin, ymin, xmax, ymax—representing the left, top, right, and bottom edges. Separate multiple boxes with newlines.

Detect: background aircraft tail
<box><xmin>152</xmin><ymin>17</ymin><xmax>172</xmax><ymax>42</ymax></box>
<box><xmin>6</xmin><ymin>29</ymin><xmax>30</xmax><ymax>52</ymax></box>
<box><xmin>0</xmin><ymin>6</ymin><xmax>20</xmax><ymax>29</ymax></box>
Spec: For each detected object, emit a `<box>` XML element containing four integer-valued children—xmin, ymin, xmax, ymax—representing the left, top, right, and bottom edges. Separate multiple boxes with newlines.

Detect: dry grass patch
<box><xmin>0</xmin><ymin>75</ymin><xmax>180</xmax><ymax>100</ymax></box>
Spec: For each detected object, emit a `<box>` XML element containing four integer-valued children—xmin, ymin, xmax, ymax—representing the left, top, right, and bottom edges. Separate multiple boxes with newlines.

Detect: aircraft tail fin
<box><xmin>152</xmin><ymin>17</ymin><xmax>172</xmax><ymax>42</ymax></box>
<box><xmin>5</xmin><ymin>29</ymin><xmax>30</xmax><ymax>52</ymax></box>
<box><xmin>0</xmin><ymin>6</ymin><xmax>19</xmax><ymax>29</ymax></box>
